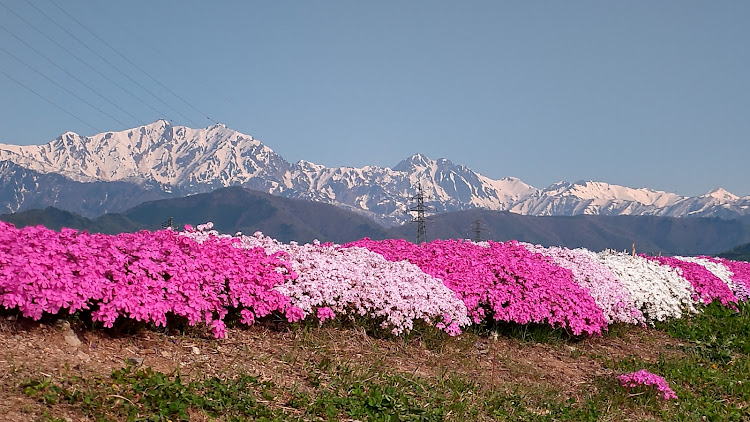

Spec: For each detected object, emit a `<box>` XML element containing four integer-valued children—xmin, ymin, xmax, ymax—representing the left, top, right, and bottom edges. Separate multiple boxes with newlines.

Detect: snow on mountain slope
<box><xmin>0</xmin><ymin>120</ymin><xmax>290</xmax><ymax>190</ymax></box>
<box><xmin>509</xmin><ymin>180</ymin><xmax>685</xmax><ymax>216</ymax></box>
<box><xmin>0</xmin><ymin>121</ymin><xmax>747</xmax><ymax>224</ymax></box>
<box><xmin>280</xmin><ymin>154</ymin><xmax>538</xmax><ymax>224</ymax></box>
<box><xmin>662</xmin><ymin>188</ymin><xmax>750</xmax><ymax>219</ymax></box>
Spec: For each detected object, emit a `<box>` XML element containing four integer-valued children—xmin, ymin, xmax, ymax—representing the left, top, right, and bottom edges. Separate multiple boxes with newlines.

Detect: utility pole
<box><xmin>408</xmin><ymin>183</ymin><xmax>429</xmax><ymax>244</ymax></box>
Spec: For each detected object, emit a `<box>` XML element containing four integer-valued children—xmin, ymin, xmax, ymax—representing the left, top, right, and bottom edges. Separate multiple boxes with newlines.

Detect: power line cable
<box><xmin>0</xmin><ymin>2</ymin><xmax>169</xmax><ymax>123</ymax></box>
<box><xmin>47</xmin><ymin>0</ymin><xmax>216</xmax><ymax>125</ymax></box>
<box><xmin>23</xmin><ymin>0</ymin><xmax>202</xmax><ymax>127</ymax></box>
<box><xmin>0</xmin><ymin>69</ymin><xmax>101</xmax><ymax>133</ymax></box>
<box><xmin>0</xmin><ymin>45</ymin><xmax>130</xmax><ymax>127</ymax></box>
<box><xmin>0</xmin><ymin>23</ymin><xmax>145</xmax><ymax>126</ymax></box>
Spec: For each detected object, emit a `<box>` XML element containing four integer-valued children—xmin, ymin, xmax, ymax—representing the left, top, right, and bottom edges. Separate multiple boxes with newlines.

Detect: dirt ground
<box><xmin>0</xmin><ymin>314</ymin><xmax>684</xmax><ymax>421</ymax></box>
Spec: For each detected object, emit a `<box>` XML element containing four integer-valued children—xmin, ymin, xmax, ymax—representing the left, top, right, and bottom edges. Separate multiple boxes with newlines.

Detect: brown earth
<box><xmin>0</xmin><ymin>315</ymin><xmax>685</xmax><ymax>421</ymax></box>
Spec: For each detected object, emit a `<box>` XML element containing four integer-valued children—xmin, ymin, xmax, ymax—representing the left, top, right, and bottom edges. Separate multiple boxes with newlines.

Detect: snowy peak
<box><xmin>392</xmin><ymin>153</ymin><xmax>441</xmax><ymax>171</ymax></box>
<box><xmin>702</xmin><ymin>187</ymin><xmax>739</xmax><ymax>202</ymax></box>
<box><xmin>509</xmin><ymin>180</ymin><xmax>687</xmax><ymax>216</ymax></box>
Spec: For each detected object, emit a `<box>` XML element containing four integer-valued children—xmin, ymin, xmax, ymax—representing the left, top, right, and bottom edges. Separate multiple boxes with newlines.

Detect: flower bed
<box><xmin>2</xmin><ymin>221</ymin><xmax>748</xmax><ymax>339</ymax></box>
<box><xmin>0</xmin><ymin>222</ymin><xmax>296</xmax><ymax>338</ymax></box>
<box><xmin>183</xmin><ymin>227</ymin><xmax>470</xmax><ymax>335</ymax></box>
<box><xmin>594</xmin><ymin>251</ymin><xmax>697</xmax><ymax>323</ymax></box>
<box><xmin>345</xmin><ymin>238</ymin><xmax>608</xmax><ymax>336</ymax></box>
<box><xmin>522</xmin><ymin>243</ymin><xmax>645</xmax><ymax>325</ymax></box>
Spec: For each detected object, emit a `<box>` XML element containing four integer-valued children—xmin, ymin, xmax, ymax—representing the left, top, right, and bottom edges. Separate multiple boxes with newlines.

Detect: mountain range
<box><xmin>3</xmin><ymin>186</ymin><xmax>748</xmax><ymax>255</ymax></box>
<box><xmin>1</xmin><ymin>120</ymin><xmax>748</xmax><ymax>225</ymax></box>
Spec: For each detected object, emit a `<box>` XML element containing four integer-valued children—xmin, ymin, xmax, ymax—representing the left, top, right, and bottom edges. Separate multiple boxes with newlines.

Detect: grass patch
<box><xmin>657</xmin><ymin>301</ymin><xmax>750</xmax><ymax>361</ymax></box>
<box><xmin>22</xmin><ymin>365</ymin><xmax>285</xmax><ymax>422</ymax></box>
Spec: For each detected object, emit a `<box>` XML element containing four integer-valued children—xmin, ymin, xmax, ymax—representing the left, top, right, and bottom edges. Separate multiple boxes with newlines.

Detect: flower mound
<box><xmin>0</xmin><ymin>222</ymin><xmax>296</xmax><ymax>338</ymax></box>
<box><xmin>522</xmin><ymin>243</ymin><xmax>645</xmax><ymax>325</ymax></box>
<box><xmin>706</xmin><ymin>257</ymin><xmax>750</xmax><ymax>302</ymax></box>
<box><xmin>596</xmin><ymin>251</ymin><xmax>696</xmax><ymax>323</ymax></box>
<box><xmin>643</xmin><ymin>256</ymin><xmax>737</xmax><ymax>306</ymax></box>
<box><xmin>618</xmin><ymin>369</ymin><xmax>677</xmax><ymax>400</ymax></box>
<box><xmin>183</xmin><ymin>229</ymin><xmax>471</xmax><ymax>336</ymax></box>
<box><xmin>346</xmin><ymin>238</ymin><xmax>608</xmax><ymax>336</ymax></box>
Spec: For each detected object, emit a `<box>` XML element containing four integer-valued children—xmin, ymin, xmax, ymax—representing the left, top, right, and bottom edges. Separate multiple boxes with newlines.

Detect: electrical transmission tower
<box><xmin>467</xmin><ymin>219</ymin><xmax>490</xmax><ymax>242</ymax></box>
<box><xmin>471</xmin><ymin>219</ymin><xmax>484</xmax><ymax>242</ymax></box>
<box><xmin>408</xmin><ymin>183</ymin><xmax>430</xmax><ymax>244</ymax></box>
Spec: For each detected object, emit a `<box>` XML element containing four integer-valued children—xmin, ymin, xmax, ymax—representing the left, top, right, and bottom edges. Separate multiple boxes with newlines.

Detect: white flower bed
<box><xmin>597</xmin><ymin>251</ymin><xmax>697</xmax><ymax>323</ymax></box>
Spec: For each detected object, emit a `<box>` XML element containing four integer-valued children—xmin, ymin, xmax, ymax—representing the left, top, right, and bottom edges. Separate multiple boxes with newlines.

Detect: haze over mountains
<box><xmin>0</xmin><ymin>120</ymin><xmax>748</xmax><ymax>225</ymax></box>
<box><xmin>3</xmin><ymin>187</ymin><xmax>748</xmax><ymax>256</ymax></box>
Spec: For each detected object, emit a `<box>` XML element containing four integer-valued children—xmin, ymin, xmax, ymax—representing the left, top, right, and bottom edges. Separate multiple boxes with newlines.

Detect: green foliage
<box><xmin>23</xmin><ymin>364</ymin><xmax>285</xmax><ymax>422</ymax></box>
<box><xmin>598</xmin><ymin>303</ymin><xmax>750</xmax><ymax>421</ymax></box>
<box><xmin>487</xmin><ymin>389</ymin><xmax>604</xmax><ymax>421</ymax></box>
<box><xmin>610</xmin><ymin>352</ymin><xmax>750</xmax><ymax>421</ymax></box>
<box><xmin>658</xmin><ymin>301</ymin><xmax>750</xmax><ymax>361</ymax></box>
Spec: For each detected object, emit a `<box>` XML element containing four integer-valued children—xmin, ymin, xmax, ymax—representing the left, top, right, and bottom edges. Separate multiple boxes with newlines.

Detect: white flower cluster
<box><xmin>596</xmin><ymin>251</ymin><xmax>697</xmax><ymax>323</ymax></box>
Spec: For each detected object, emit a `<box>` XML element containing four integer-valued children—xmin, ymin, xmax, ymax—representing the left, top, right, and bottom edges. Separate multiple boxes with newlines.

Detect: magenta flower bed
<box><xmin>643</xmin><ymin>255</ymin><xmax>738</xmax><ymax>306</ymax></box>
<box><xmin>0</xmin><ymin>222</ymin><xmax>296</xmax><ymax>338</ymax></box>
<box><xmin>344</xmin><ymin>238</ymin><xmax>608</xmax><ymax>336</ymax></box>
<box><xmin>706</xmin><ymin>257</ymin><xmax>750</xmax><ymax>301</ymax></box>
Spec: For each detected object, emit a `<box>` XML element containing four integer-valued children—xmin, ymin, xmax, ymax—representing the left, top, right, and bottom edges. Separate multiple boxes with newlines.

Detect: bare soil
<box><xmin>0</xmin><ymin>315</ymin><xmax>685</xmax><ymax>421</ymax></box>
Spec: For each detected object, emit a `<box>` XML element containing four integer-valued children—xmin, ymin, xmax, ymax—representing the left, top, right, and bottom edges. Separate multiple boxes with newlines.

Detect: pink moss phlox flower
<box><xmin>641</xmin><ymin>255</ymin><xmax>737</xmax><ymax>306</ymax></box>
<box><xmin>702</xmin><ymin>257</ymin><xmax>750</xmax><ymax>302</ymax></box>
<box><xmin>523</xmin><ymin>243</ymin><xmax>645</xmax><ymax>325</ymax></box>
<box><xmin>316</xmin><ymin>306</ymin><xmax>336</xmax><ymax>323</ymax></box>
<box><xmin>0</xmin><ymin>222</ymin><xmax>296</xmax><ymax>339</ymax></box>
<box><xmin>618</xmin><ymin>369</ymin><xmax>677</xmax><ymax>400</ymax></box>
<box><xmin>345</xmin><ymin>238</ymin><xmax>608</xmax><ymax>336</ymax></box>
<box><xmin>231</xmin><ymin>232</ymin><xmax>471</xmax><ymax>335</ymax></box>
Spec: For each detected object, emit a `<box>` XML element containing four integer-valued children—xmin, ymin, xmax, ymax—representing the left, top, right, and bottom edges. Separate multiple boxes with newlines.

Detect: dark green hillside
<box><xmin>718</xmin><ymin>242</ymin><xmax>750</xmax><ymax>261</ymax></box>
<box><xmin>0</xmin><ymin>188</ymin><xmax>387</xmax><ymax>243</ymax></box>
<box><xmin>384</xmin><ymin>209</ymin><xmax>750</xmax><ymax>255</ymax></box>
<box><xmin>3</xmin><ymin>187</ymin><xmax>750</xmax><ymax>256</ymax></box>
<box><xmin>0</xmin><ymin>207</ymin><xmax>146</xmax><ymax>234</ymax></box>
<box><xmin>121</xmin><ymin>186</ymin><xmax>387</xmax><ymax>243</ymax></box>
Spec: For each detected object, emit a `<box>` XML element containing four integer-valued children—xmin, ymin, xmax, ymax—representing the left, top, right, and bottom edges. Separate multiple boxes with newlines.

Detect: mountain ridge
<box><xmin>1</xmin><ymin>120</ymin><xmax>748</xmax><ymax>224</ymax></box>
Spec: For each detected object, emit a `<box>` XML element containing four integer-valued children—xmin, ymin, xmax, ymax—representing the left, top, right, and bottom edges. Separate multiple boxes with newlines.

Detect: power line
<box><xmin>47</xmin><ymin>0</ymin><xmax>216</xmax><ymax>125</ymax></box>
<box><xmin>0</xmin><ymin>45</ymin><xmax>130</xmax><ymax>127</ymax></box>
<box><xmin>0</xmin><ymin>69</ymin><xmax>101</xmax><ymax>133</ymax></box>
<box><xmin>0</xmin><ymin>24</ymin><xmax>145</xmax><ymax>126</ymax></box>
<box><xmin>0</xmin><ymin>2</ymin><xmax>169</xmax><ymax>122</ymax></box>
<box><xmin>23</xmin><ymin>0</ymin><xmax>202</xmax><ymax>128</ymax></box>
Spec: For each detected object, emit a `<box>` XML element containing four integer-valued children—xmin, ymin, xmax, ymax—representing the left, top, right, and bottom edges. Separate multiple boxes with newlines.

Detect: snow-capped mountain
<box><xmin>509</xmin><ymin>180</ymin><xmax>684</xmax><ymax>216</ymax></box>
<box><xmin>0</xmin><ymin>121</ymin><xmax>747</xmax><ymax>224</ymax></box>
<box><xmin>0</xmin><ymin>120</ymin><xmax>290</xmax><ymax>192</ymax></box>
<box><xmin>278</xmin><ymin>153</ymin><xmax>538</xmax><ymax>224</ymax></box>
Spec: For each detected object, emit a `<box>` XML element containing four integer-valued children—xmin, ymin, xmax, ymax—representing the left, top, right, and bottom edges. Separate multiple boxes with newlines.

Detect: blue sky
<box><xmin>1</xmin><ymin>1</ymin><xmax>748</xmax><ymax>196</ymax></box>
